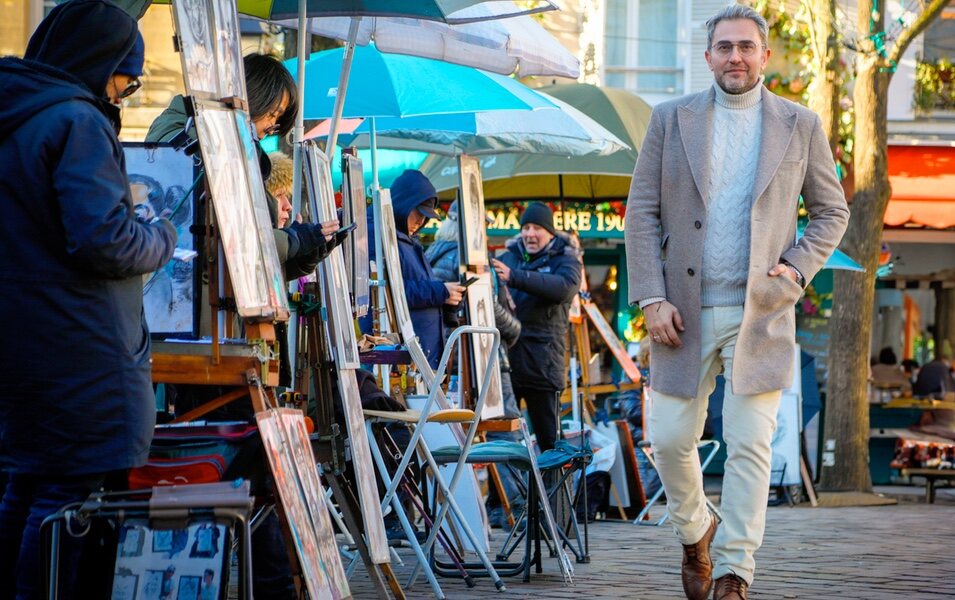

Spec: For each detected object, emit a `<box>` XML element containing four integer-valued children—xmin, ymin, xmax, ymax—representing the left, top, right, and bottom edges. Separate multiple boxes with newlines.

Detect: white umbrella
<box><xmin>275</xmin><ymin>5</ymin><xmax>580</xmax><ymax>79</ymax></box>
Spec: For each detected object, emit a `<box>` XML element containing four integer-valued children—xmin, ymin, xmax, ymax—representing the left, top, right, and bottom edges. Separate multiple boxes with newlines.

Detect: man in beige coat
<box><xmin>624</xmin><ymin>5</ymin><xmax>849</xmax><ymax>600</ymax></box>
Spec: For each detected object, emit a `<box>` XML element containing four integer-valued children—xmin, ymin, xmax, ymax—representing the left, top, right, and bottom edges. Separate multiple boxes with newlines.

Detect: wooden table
<box><xmin>899</xmin><ymin>468</ymin><xmax>955</xmax><ymax>503</ymax></box>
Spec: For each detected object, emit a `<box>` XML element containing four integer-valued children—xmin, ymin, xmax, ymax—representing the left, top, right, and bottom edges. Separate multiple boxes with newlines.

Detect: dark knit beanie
<box><xmin>520</xmin><ymin>202</ymin><xmax>556</xmax><ymax>235</ymax></box>
<box><xmin>115</xmin><ymin>31</ymin><xmax>145</xmax><ymax>78</ymax></box>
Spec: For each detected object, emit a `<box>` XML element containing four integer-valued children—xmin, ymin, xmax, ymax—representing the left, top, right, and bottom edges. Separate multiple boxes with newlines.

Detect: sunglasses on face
<box><xmin>119</xmin><ymin>78</ymin><xmax>142</xmax><ymax>99</ymax></box>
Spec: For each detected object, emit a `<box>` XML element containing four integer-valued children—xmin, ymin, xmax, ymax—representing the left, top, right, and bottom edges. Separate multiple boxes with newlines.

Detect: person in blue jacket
<box><xmin>385</xmin><ymin>170</ymin><xmax>465</xmax><ymax>370</ymax></box>
<box><xmin>0</xmin><ymin>2</ymin><xmax>177</xmax><ymax>598</ymax></box>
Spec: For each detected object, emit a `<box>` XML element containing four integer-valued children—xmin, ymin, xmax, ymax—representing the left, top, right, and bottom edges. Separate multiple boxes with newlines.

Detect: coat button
<box><xmin>694</xmin><ymin>220</ymin><xmax>702</xmax><ymax>229</ymax></box>
<box><xmin>687</xmin><ymin>268</ymin><xmax>695</xmax><ymax>276</ymax></box>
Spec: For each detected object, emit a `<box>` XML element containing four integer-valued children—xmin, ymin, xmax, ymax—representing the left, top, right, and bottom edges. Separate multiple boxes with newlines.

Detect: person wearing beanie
<box><xmin>624</xmin><ymin>6</ymin><xmax>848</xmax><ymax>599</ymax></box>
<box><xmin>492</xmin><ymin>202</ymin><xmax>582</xmax><ymax>451</ymax></box>
<box><xmin>0</xmin><ymin>1</ymin><xmax>177</xmax><ymax>597</ymax></box>
<box><xmin>375</xmin><ymin>169</ymin><xmax>464</xmax><ymax>369</ymax></box>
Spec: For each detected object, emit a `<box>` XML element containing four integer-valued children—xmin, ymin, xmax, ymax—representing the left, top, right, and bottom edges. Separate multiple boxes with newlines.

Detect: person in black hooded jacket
<box><xmin>0</xmin><ymin>2</ymin><xmax>177</xmax><ymax>598</ymax></box>
<box><xmin>492</xmin><ymin>203</ymin><xmax>581</xmax><ymax>451</ymax></box>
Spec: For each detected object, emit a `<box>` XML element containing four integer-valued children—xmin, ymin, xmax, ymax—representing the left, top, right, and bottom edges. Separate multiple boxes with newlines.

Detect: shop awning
<box><xmin>886</xmin><ymin>144</ymin><xmax>955</xmax><ymax>229</ymax></box>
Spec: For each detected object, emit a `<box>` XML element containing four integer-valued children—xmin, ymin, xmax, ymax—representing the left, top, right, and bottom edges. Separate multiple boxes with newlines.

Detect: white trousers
<box><xmin>649</xmin><ymin>306</ymin><xmax>781</xmax><ymax>585</ymax></box>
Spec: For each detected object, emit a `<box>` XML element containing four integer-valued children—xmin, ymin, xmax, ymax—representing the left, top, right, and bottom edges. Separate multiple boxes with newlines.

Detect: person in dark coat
<box><xmin>0</xmin><ymin>2</ymin><xmax>177</xmax><ymax>597</ymax></box>
<box><xmin>492</xmin><ymin>202</ymin><xmax>581</xmax><ymax>451</ymax></box>
<box><xmin>385</xmin><ymin>170</ymin><xmax>465</xmax><ymax>370</ymax></box>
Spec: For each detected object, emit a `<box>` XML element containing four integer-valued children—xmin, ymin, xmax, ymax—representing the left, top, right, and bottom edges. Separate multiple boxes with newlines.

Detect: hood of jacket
<box><xmin>0</xmin><ymin>58</ymin><xmax>104</xmax><ymax>142</ymax></box>
<box><xmin>24</xmin><ymin>0</ymin><xmax>139</xmax><ymax>99</ymax></box>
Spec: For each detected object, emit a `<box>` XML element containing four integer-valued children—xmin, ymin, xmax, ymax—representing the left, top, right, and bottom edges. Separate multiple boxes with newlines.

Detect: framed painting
<box><xmin>256</xmin><ymin>409</ymin><xmax>351</xmax><ymax>599</ymax></box>
<box><xmin>210</xmin><ymin>0</ymin><xmax>245</xmax><ymax>100</ymax></box>
<box><xmin>124</xmin><ymin>142</ymin><xmax>200</xmax><ymax>339</ymax></box>
<box><xmin>342</xmin><ymin>155</ymin><xmax>370</xmax><ymax>317</ymax></box>
<box><xmin>583</xmin><ymin>302</ymin><xmax>641</xmax><ymax>383</ymax></box>
<box><xmin>193</xmin><ymin>103</ymin><xmax>288</xmax><ymax>320</ymax></box>
<box><xmin>171</xmin><ymin>0</ymin><xmax>217</xmax><ymax>97</ymax></box>
<box><xmin>377</xmin><ymin>189</ymin><xmax>414</xmax><ymax>342</ymax></box>
<box><xmin>462</xmin><ymin>272</ymin><xmax>504</xmax><ymax>419</ymax></box>
<box><xmin>457</xmin><ymin>155</ymin><xmax>489</xmax><ymax>268</ymax></box>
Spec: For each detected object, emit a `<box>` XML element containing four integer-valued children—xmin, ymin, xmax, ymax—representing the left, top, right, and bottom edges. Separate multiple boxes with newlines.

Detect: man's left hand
<box><xmin>768</xmin><ymin>263</ymin><xmax>799</xmax><ymax>283</ymax></box>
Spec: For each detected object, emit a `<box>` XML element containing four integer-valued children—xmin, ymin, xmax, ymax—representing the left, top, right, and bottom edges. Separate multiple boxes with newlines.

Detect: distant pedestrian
<box><xmin>624</xmin><ymin>5</ymin><xmax>848</xmax><ymax>599</ymax></box>
<box><xmin>493</xmin><ymin>202</ymin><xmax>581</xmax><ymax>451</ymax></box>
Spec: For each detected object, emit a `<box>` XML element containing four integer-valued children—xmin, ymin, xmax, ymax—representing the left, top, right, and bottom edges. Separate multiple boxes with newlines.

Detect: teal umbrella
<box><xmin>285</xmin><ymin>44</ymin><xmax>556</xmax><ymax>120</ymax></box>
<box><xmin>335</xmin><ymin>94</ymin><xmax>629</xmax><ymax>157</ymax></box>
<box><xmin>797</xmin><ymin>225</ymin><xmax>864</xmax><ymax>272</ymax></box>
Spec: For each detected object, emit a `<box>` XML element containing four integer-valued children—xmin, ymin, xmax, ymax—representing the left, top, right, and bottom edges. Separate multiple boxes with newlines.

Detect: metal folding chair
<box><xmin>633</xmin><ymin>439</ymin><xmax>722</xmax><ymax>526</ymax></box>
<box><xmin>364</xmin><ymin>325</ymin><xmax>505</xmax><ymax>599</ymax></box>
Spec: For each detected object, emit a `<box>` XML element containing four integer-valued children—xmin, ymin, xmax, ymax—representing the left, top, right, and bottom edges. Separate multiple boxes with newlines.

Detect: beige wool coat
<box><xmin>624</xmin><ymin>86</ymin><xmax>849</xmax><ymax>398</ymax></box>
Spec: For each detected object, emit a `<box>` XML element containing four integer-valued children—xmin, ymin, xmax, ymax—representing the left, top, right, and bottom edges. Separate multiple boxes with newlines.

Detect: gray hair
<box><xmin>706</xmin><ymin>4</ymin><xmax>769</xmax><ymax>49</ymax></box>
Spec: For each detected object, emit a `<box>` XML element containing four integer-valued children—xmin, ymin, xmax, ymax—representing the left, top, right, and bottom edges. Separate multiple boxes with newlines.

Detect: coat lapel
<box><xmin>677</xmin><ymin>89</ymin><xmax>714</xmax><ymax>207</ymax></box>
<box><xmin>752</xmin><ymin>87</ymin><xmax>798</xmax><ymax>203</ymax></box>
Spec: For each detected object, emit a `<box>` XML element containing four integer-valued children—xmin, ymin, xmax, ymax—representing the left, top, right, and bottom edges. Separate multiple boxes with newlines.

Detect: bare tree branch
<box><xmin>887</xmin><ymin>0</ymin><xmax>949</xmax><ymax>68</ymax></box>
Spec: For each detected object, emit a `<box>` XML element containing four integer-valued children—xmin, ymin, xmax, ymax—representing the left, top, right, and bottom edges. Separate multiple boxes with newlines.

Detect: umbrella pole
<box><xmin>289</xmin><ymin>1</ymin><xmax>310</xmax><ymax>392</ymax></box>
<box><xmin>370</xmin><ymin>117</ymin><xmax>389</xmax><ymax>338</ymax></box>
<box><xmin>291</xmin><ymin>0</ymin><xmax>309</xmax><ymax>217</ymax></box>
<box><xmin>326</xmin><ymin>18</ymin><xmax>362</xmax><ymax>154</ymax></box>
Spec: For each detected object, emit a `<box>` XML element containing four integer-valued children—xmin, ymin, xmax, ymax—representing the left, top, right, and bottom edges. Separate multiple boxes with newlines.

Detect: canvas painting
<box><xmin>256</xmin><ymin>410</ymin><xmax>350</xmax><ymax>600</ymax></box>
<box><xmin>343</xmin><ymin>155</ymin><xmax>370</xmax><ymax>317</ymax></box>
<box><xmin>461</xmin><ymin>272</ymin><xmax>504</xmax><ymax>419</ymax></box>
<box><xmin>172</xmin><ymin>0</ymin><xmax>217</xmax><ymax>97</ymax></box>
<box><xmin>583</xmin><ymin>302</ymin><xmax>641</xmax><ymax>382</ymax></box>
<box><xmin>124</xmin><ymin>143</ymin><xmax>199</xmax><ymax>338</ymax></box>
<box><xmin>377</xmin><ymin>190</ymin><xmax>414</xmax><ymax>341</ymax></box>
<box><xmin>210</xmin><ymin>0</ymin><xmax>245</xmax><ymax>100</ymax></box>
<box><xmin>194</xmin><ymin>104</ymin><xmax>287</xmax><ymax>319</ymax></box>
<box><xmin>234</xmin><ymin>109</ymin><xmax>289</xmax><ymax>317</ymax></box>
<box><xmin>457</xmin><ymin>156</ymin><xmax>489</xmax><ymax>267</ymax></box>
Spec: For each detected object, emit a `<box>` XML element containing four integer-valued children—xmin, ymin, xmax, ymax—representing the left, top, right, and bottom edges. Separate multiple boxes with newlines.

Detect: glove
<box><xmin>284</xmin><ymin>221</ymin><xmax>329</xmax><ymax>259</ymax></box>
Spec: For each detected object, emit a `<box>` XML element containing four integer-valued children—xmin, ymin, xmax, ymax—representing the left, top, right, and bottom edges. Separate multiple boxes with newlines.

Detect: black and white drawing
<box><xmin>457</xmin><ymin>156</ymin><xmax>489</xmax><ymax>267</ymax></box>
<box><xmin>463</xmin><ymin>272</ymin><xmax>504</xmax><ymax>419</ymax></box>
<box><xmin>343</xmin><ymin>155</ymin><xmax>370</xmax><ymax>317</ymax></box>
<box><xmin>210</xmin><ymin>0</ymin><xmax>245</xmax><ymax>100</ymax></box>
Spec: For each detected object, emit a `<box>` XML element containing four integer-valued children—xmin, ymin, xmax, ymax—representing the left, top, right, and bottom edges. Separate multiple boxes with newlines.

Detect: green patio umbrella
<box><xmin>421</xmin><ymin>83</ymin><xmax>652</xmax><ymax>201</ymax></box>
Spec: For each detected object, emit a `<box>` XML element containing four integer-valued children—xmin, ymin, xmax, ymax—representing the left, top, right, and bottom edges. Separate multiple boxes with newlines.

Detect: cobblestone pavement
<box><xmin>346</xmin><ymin>494</ymin><xmax>955</xmax><ymax>599</ymax></box>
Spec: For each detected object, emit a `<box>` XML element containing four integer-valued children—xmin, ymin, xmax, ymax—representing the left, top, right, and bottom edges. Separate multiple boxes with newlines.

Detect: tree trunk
<box><xmin>820</xmin><ymin>4</ymin><xmax>889</xmax><ymax>492</ymax></box>
<box><xmin>806</xmin><ymin>0</ymin><xmax>840</xmax><ymax>157</ymax></box>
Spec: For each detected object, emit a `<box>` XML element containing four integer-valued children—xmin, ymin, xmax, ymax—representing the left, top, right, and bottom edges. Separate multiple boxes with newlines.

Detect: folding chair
<box><xmin>364</xmin><ymin>325</ymin><xmax>505</xmax><ymax>599</ymax></box>
<box><xmin>633</xmin><ymin>439</ymin><xmax>722</xmax><ymax>526</ymax></box>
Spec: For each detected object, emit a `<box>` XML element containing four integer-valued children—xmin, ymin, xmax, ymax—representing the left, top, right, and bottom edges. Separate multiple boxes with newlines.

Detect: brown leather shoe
<box><xmin>713</xmin><ymin>574</ymin><xmax>749</xmax><ymax>600</ymax></box>
<box><xmin>681</xmin><ymin>516</ymin><xmax>717</xmax><ymax>600</ymax></box>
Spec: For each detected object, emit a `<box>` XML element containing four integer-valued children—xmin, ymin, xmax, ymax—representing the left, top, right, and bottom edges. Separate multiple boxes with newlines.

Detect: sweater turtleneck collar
<box><xmin>713</xmin><ymin>76</ymin><xmax>764</xmax><ymax>109</ymax></box>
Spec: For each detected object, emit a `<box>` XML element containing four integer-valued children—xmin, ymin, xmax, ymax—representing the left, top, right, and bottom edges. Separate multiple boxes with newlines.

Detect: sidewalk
<box><xmin>348</xmin><ymin>491</ymin><xmax>955</xmax><ymax>599</ymax></box>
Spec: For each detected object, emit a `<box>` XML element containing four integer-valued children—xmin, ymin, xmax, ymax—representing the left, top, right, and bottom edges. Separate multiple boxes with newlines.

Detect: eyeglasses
<box><xmin>710</xmin><ymin>41</ymin><xmax>763</xmax><ymax>57</ymax></box>
<box><xmin>119</xmin><ymin>78</ymin><xmax>142</xmax><ymax>99</ymax></box>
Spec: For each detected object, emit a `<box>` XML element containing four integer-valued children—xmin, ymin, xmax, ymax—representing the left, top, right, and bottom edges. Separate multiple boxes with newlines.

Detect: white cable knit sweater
<box><xmin>701</xmin><ymin>81</ymin><xmax>763</xmax><ymax>307</ymax></box>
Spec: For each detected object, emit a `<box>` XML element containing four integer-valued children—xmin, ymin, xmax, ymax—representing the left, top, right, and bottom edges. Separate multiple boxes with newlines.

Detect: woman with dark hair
<box><xmin>243</xmin><ymin>52</ymin><xmax>297</xmax><ymax>139</ymax></box>
<box><xmin>147</xmin><ymin>52</ymin><xmax>335</xmax><ymax>282</ymax></box>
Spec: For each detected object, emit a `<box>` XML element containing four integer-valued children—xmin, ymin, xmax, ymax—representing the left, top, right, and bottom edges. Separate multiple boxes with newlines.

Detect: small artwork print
<box><xmin>111</xmin><ymin>571</ymin><xmax>138</xmax><ymax>600</ymax></box>
<box><xmin>178</xmin><ymin>575</ymin><xmax>201</xmax><ymax>600</ymax></box>
<box><xmin>140</xmin><ymin>569</ymin><xmax>165</xmax><ymax>600</ymax></box>
<box><xmin>463</xmin><ymin>272</ymin><xmax>503</xmax><ymax>419</ymax></box>
<box><xmin>457</xmin><ymin>156</ymin><xmax>489</xmax><ymax>267</ymax></box>
<box><xmin>189</xmin><ymin>523</ymin><xmax>221</xmax><ymax>558</ymax></box>
<box><xmin>119</xmin><ymin>525</ymin><xmax>146</xmax><ymax>558</ymax></box>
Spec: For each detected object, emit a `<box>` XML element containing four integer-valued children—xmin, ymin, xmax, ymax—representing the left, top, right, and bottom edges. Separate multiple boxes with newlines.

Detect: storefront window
<box><xmin>0</xmin><ymin>0</ymin><xmax>29</xmax><ymax>57</ymax></box>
